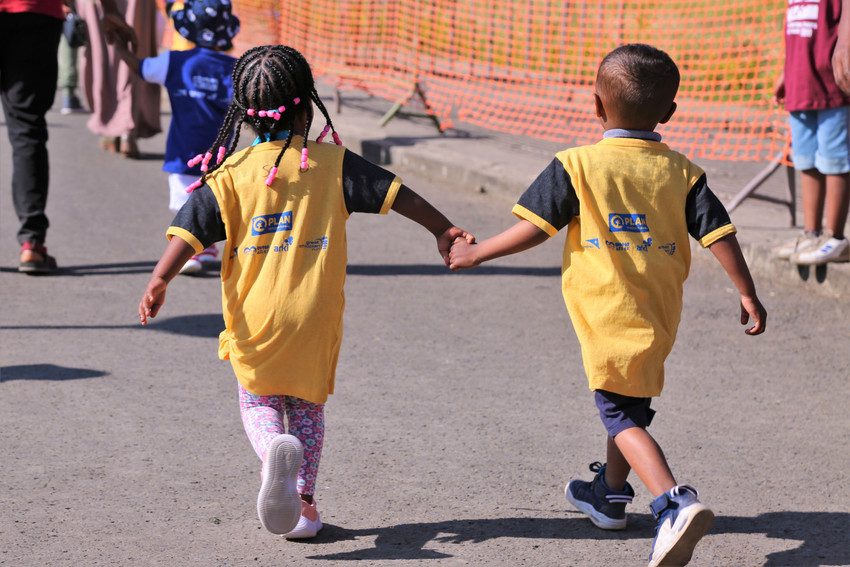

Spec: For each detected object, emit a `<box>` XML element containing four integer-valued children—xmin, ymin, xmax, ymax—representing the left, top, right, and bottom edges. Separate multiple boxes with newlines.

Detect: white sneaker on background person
<box><xmin>774</xmin><ymin>230</ymin><xmax>820</xmax><ymax>260</ymax></box>
<box><xmin>792</xmin><ymin>235</ymin><xmax>850</xmax><ymax>265</ymax></box>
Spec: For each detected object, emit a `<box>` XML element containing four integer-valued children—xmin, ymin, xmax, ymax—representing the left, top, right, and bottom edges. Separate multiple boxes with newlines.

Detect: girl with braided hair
<box><xmin>137</xmin><ymin>45</ymin><xmax>474</xmax><ymax>539</ymax></box>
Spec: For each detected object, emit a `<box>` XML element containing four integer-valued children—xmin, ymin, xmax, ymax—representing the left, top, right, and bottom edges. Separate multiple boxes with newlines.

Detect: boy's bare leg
<box><xmin>825</xmin><ymin>173</ymin><xmax>849</xmax><ymax>239</ymax></box>
<box><xmin>612</xmin><ymin>427</ymin><xmax>676</xmax><ymax>497</ymax></box>
<box><xmin>801</xmin><ymin>169</ymin><xmax>826</xmax><ymax>233</ymax></box>
<box><xmin>603</xmin><ymin>436</ymin><xmax>631</xmax><ymax>491</ymax></box>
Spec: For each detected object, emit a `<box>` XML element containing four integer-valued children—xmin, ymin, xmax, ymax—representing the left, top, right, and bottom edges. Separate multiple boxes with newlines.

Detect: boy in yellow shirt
<box><xmin>449</xmin><ymin>44</ymin><xmax>767</xmax><ymax>566</ymax></box>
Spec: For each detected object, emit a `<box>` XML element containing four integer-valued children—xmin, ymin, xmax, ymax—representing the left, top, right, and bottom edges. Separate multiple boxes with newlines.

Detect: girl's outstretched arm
<box><xmin>448</xmin><ymin>220</ymin><xmax>549</xmax><ymax>270</ymax></box>
<box><xmin>138</xmin><ymin>237</ymin><xmax>196</xmax><ymax>325</ymax></box>
<box><xmin>390</xmin><ymin>185</ymin><xmax>475</xmax><ymax>266</ymax></box>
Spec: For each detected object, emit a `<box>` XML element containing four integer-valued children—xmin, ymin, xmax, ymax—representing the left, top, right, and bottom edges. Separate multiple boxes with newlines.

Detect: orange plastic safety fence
<box><xmin>191</xmin><ymin>1</ymin><xmax>791</xmax><ymax>163</ymax></box>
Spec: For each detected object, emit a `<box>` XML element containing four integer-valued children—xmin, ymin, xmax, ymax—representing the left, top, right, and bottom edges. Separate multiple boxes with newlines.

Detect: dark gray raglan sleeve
<box><xmin>342</xmin><ymin>149</ymin><xmax>402</xmax><ymax>215</ymax></box>
<box><xmin>685</xmin><ymin>174</ymin><xmax>737</xmax><ymax>247</ymax></box>
<box><xmin>168</xmin><ymin>184</ymin><xmax>226</xmax><ymax>250</ymax></box>
<box><xmin>511</xmin><ymin>158</ymin><xmax>579</xmax><ymax>236</ymax></box>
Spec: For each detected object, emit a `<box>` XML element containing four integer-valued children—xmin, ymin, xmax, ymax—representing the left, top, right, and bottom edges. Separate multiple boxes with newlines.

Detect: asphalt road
<box><xmin>1</xmin><ymin>110</ymin><xmax>849</xmax><ymax>566</ymax></box>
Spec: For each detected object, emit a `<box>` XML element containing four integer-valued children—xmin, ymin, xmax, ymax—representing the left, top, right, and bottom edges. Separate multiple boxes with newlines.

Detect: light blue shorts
<box><xmin>789</xmin><ymin>107</ymin><xmax>850</xmax><ymax>174</ymax></box>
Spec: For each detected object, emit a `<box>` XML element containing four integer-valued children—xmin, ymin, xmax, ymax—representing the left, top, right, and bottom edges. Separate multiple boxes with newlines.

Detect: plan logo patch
<box><xmin>659</xmin><ymin>242</ymin><xmax>677</xmax><ymax>256</ymax></box>
<box><xmin>251</xmin><ymin>211</ymin><xmax>293</xmax><ymax>236</ymax></box>
<box><xmin>609</xmin><ymin>213</ymin><xmax>649</xmax><ymax>233</ymax></box>
<box><xmin>583</xmin><ymin>238</ymin><xmax>600</xmax><ymax>249</ymax></box>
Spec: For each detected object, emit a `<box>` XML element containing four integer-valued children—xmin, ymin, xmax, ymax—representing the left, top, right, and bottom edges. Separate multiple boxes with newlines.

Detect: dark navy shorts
<box><xmin>595</xmin><ymin>389</ymin><xmax>656</xmax><ymax>438</ymax></box>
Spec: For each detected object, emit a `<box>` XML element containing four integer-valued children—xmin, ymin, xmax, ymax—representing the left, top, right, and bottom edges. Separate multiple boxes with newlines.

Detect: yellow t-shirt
<box><xmin>166</xmin><ymin>137</ymin><xmax>401</xmax><ymax>403</ymax></box>
<box><xmin>512</xmin><ymin>137</ymin><xmax>736</xmax><ymax>397</ymax></box>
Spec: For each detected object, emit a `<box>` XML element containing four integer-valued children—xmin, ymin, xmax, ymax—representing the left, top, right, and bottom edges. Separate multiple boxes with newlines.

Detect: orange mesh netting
<box><xmin>170</xmin><ymin>1</ymin><xmax>790</xmax><ymax>163</ymax></box>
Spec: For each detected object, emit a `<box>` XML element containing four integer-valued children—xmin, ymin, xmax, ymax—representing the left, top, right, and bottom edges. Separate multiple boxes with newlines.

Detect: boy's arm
<box><xmin>449</xmin><ymin>220</ymin><xmax>549</xmax><ymax>270</ymax></box>
<box><xmin>390</xmin><ymin>185</ymin><xmax>474</xmax><ymax>266</ymax></box>
<box><xmin>113</xmin><ymin>41</ymin><xmax>141</xmax><ymax>76</ymax></box>
<box><xmin>138</xmin><ymin>237</ymin><xmax>196</xmax><ymax>325</ymax></box>
<box><xmin>708</xmin><ymin>234</ymin><xmax>767</xmax><ymax>335</ymax></box>
<box><xmin>833</xmin><ymin>0</ymin><xmax>850</xmax><ymax>93</ymax></box>
<box><xmin>100</xmin><ymin>0</ymin><xmax>138</xmax><ymax>49</ymax></box>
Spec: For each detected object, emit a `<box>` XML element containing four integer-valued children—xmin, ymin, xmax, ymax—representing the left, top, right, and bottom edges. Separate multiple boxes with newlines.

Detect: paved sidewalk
<box><xmin>324</xmin><ymin>86</ymin><xmax>850</xmax><ymax>296</ymax></box>
<box><xmin>1</xmin><ymin>89</ymin><xmax>848</xmax><ymax>567</ymax></box>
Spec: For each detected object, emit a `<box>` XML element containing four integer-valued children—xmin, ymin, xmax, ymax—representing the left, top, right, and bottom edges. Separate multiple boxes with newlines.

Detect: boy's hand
<box><xmin>448</xmin><ymin>237</ymin><xmax>480</xmax><ymax>271</ymax></box>
<box><xmin>437</xmin><ymin>226</ymin><xmax>475</xmax><ymax>266</ymax></box>
<box><xmin>774</xmin><ymin>75</ymin><xmax>785</xmax><ymax>105</ymax></box>
<box><xmin>740</xmin><ymin>295</ymin><xmax>766</xmax><ymax>335</ymax></box>
<box><xmin>139</xmin><ymin>276</ymin><xmax>167</xmax><ymax>325</ymax></box>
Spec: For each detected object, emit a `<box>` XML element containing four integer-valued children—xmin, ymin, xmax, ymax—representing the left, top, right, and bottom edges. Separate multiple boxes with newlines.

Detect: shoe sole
<box><xmin>648</xmin><ymin>505</ymin><xmax>714</xmax><ymax>567</ymax></box>
<box><xmin>179</xmin><ymin>261</ymin><xmax>203</xmax><ymax>275</ymax></box>
<box><xmin>793</xmin><ymin>256</ymin><xmax>850</xmax><ymax>265</ymax></box>
<box><xmin>257</xmin><ymin>435</ymin><xmax>303</xmax><ymax>535</ymax></box>
<box><xmin>565</xmin><ymin>483</ymin><xmax>626</xmax><ymax>530</ymax></box>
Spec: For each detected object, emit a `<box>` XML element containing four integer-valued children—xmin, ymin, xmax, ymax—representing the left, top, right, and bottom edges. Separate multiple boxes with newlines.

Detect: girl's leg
<box><xmin>238</xmin><ymin>384</ymin><xmax>286</xmax><ymax>462</ymax></box>
<box><xmin>284</xmin><ymin>396</ymin><xmax>325</xmax><ymax>501</ymax></box>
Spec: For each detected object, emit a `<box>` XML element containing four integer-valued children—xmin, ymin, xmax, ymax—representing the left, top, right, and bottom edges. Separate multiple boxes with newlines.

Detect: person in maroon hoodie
<box><xmin>775</xmin><ymin>0</ymin><xmax>850</xmax><ymax>266</ymax></box>
<box><xmin>0</xmin><ymin>0</ymin><xmax>133</xmax><ymax>273</ymax></box>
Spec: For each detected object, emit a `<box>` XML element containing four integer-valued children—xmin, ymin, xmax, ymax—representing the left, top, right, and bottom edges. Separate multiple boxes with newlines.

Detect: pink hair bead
<box><xmin>278</xmin><ymin>105</ymin><xmax>286</xmax><ymax>112</ymax></box>
<box><xmin>332</xmin><ymin>132</ymin><xmax>342</xmax><ymax>145</ymax></box>
<box><xmin>293</xmin><ymin>97</ymin><xmax>301</xmax><ymax>105</ymax></box>
<box><xmin>184</xmin><ymin>178</ymin><xmax>203</xmax><ymax>193</ymax></box>
<box><xmin>200</xmin><ymin>151</ymin><xmax>213</xmax><ymax>172</ymax></box>
<box><xmin>273</xmin><ymin>112</ymin><xmax>281</xmax><ymax>121</ymax></box>
<box><xmin>316</xmin><ymin>125</ymin><xmax>330</xmax><ymax>143</ymax></box>
<box><xmin>258</xmin><ymin>110</ymin><xmax>267</xmax><ymax>117</ymax></box>
<box><xmin>187</xmin><ymin>153</ymin><xmax>203</xmax><ymax>167</ymax></box>
<box><xmin>216</xmin><ymin>146</ymin><xmax>226</xmax><ymax>164</ymax></box>
<box><xmin>265</xmin><ymin>166</ymin><xmax>278</xmax><ymax>187</ymax></box>
<box><xmin>246</xmin><ymin>108</ymin><xmax>256</xmax><ymax>116</ymax></box>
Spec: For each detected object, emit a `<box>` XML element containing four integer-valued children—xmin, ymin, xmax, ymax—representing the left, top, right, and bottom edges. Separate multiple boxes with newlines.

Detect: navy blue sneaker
<box><xmin>648</xmin><ymin>485</ymin><xmax>714</xmax><ymax>567</ymax></box>
<box><xmin>565</xmin><ymin>461</ymin><xmax>635</xmax><ymax>530</ymax></box>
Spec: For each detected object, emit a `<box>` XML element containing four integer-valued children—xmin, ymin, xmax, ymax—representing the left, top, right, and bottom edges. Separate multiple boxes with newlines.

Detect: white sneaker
<box><xmin>774</xmin><ymin>231</ymin><xmax>820</xmax><ymax>260</ymax></box>
<box><xmin>257</xmin><ymin>435</ymin><xmax>303</xmax><ymax>535</ymax></box>
<box><xmin>792</xmin><ymin>236</ymin><xmax>850</xmax><ymax>265</ymax></box>
<box><xmin>284</xmin><ymin>499</ymin><xmax>323</xmax><ymax>539</ymax></box>
<box><xmin>648</xmin><ymin>486</ymin><xmax>714</xmax><ymax>567</ymax></box>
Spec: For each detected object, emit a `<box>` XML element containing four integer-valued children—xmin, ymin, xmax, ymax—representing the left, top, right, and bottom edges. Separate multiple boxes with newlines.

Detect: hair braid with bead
<box><xmin>184</xmin><ymin>45</ymin><xmax>342</xmax><ymax>193</ymax></box>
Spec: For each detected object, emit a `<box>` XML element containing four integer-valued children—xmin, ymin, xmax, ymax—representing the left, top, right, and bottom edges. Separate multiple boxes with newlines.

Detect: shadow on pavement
<box><xmin>346</xmin><ymin>264</ymin><xmax>560</xmax><ymax>277</ymax></box>
<box><xmin>0</xmin><ymin>314</ymin><xmax>223</xmax><ymax>338</ymax></box>
<box><xmin>301</xmin><ymin>512</ymin><xmax>849</xmax><ymax>566</ymax></box>
<box><xmin>0</xmin><ymin>364</ymin><xmax>108</xmax><ymax>382</ymax></box>
<box><xmin>0</xmin><ymin>261</ymin><xmax>157</xmax><ymax>276</ymax></box>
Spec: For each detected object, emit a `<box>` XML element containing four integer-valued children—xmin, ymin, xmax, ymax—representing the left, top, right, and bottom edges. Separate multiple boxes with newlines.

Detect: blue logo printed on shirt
<box><xmin>659</xmin><ymin>242</ymin><xmax>676</xmax><ymax>256</ymax></box>
<box><xmin>609</xmin><ymin>213</ymin><xmax>649</xmax><ymax>233</ymax></box>
<box><xmin>251</xmin><ymin>211</ymin><xmax>293</xmax><ymax>236</ymax></box>
<box><xmin>584</xmin><ymin>238</ymin><xmax>600</xmax><ymax>249</ymax></box>
<box><xmin>605</xmin><ymin>240</ymin><xmax>630</xmax><ymax>251</ymax></box>
<box><xmin>636</xmin><ymin>237</ymin><xmax>653</xmax><ymax>252</ymax></box>
<box><xmin>300</xmin><ymin>236</ymin><xmax>329</xmax><ymax>251</ymax></box>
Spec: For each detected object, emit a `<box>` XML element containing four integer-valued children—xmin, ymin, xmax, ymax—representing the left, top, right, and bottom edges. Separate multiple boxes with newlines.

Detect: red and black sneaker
<box><xmin>18</xmin><ymin>242</ymin><xmax>58</xmax><ymax>274</ymax></box>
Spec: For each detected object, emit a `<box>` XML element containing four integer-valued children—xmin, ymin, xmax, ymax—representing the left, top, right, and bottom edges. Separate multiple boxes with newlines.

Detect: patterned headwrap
<box><xmin>171</xmin><ymin>0</ymin><xmax>240</xmax><ymax>51</ymax></box>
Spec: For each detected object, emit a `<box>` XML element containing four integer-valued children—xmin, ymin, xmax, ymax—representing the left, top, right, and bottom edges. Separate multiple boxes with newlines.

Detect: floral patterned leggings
<box><xmin>238</xmin><ymin>385</ymin><xmax>325</xmax><ymax>496</ymax></box>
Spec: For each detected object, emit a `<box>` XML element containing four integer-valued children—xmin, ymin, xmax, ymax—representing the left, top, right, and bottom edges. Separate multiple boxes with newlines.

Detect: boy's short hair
<box><xmin>596</xmin><ymin>44</ymin><xmax>680</xmax><ymax>127</ymax></box>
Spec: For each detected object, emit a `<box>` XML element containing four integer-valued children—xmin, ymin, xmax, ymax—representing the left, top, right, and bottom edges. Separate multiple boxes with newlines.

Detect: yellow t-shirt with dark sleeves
<box><xmin>512</xmin><ymin>137</ymin><xmax>736</xmax><ymax>398</ymax></box>
<box><xmin>166</xmin><ymin>137</ymin><xmax>402</xmax><ymax>403</ymax></box>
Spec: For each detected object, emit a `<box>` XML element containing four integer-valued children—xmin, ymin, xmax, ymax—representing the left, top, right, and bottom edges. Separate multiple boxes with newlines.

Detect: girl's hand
<box><xmin>139</xmin><ymin>276</ymin><xmax>168</xmax><ymax>325</ymax></box>
<box><xmin>774</xmin><ymin>73</ymin><xmax>785</xmax><ymax>106</ymax></box>
<box><xmin>437</xmin><ymin>226</ymin><xmax>475</xmax><ymax>266</ymax></box>
<box><xmin>448</xmin><ymin>237</ymin><xmax>481</xmax><ymax>271</ymax></box>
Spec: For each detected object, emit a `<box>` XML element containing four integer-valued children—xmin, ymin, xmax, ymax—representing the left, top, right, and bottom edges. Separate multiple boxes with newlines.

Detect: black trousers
<box><xmin>0</xmin><ymin>12</ymin><xmax>62</xmax><ymax>246</ymax></box>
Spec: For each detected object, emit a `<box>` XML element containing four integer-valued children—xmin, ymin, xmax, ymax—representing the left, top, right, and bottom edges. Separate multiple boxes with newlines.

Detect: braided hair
<box><xmin>184</xmin><ymin>45</ymin><xmax>341</xmax><ymax>193</ymax></box>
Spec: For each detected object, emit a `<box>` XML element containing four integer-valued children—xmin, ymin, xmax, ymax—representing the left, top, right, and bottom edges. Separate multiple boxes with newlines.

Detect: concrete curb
<box><xmin>331</xmin><ymin>94</ymin><xmax>850</xmax><ymax>297</ymax></box>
